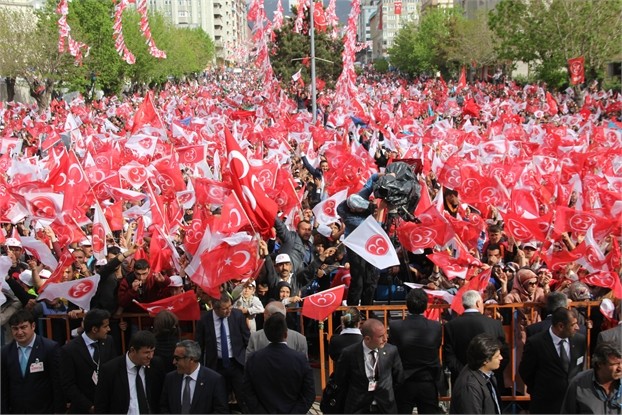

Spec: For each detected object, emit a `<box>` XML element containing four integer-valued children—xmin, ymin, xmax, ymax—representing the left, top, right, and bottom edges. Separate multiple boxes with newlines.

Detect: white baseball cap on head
<box><xmin>5</xmin><ymin>238</ymin><xmax>22</xmax><ymax>248</ymax></box>
<box><xmin>275</xmin><ymin>254</ymin><xmax>291</xmax><ymax>264</ymax></box>
<box><xmin>169</xmin><ymin>275</ymin><xmax>184</xmax><ymax>288</ymax></box>
<box><xmin>19</xmin><ymin>270</ymin><xmax>33</xmax><ymax>287</ymax></box>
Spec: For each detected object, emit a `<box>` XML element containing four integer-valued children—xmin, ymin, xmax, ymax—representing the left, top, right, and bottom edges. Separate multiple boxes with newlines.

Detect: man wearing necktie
<box><xmin>1</xmin><ymin>309</ymin><xmax>64</xmax><ymax>414</ymax></box>
<box><xmin>94</xmin><ymin>330</ymin><xmax>165</xmax><ymax>414</ymax></box>
<box><xmin>450</xmin><ymin>334</ymin><xmax>503</xmax><ymax>414</ymax></box>
<box><xmin>61</xmin><ymin>309</ymin><xmax>118</xmax><ymax>414</ymax></box>
<box><xmin>196</xmin><ymin>293</ymin><xmax>250</xmax><ymax>413</ymax></box>
<box><xmin>519</xmin><ymin>307</ymin><xmax>586</xmax><ymax>414</ymax></box>
<box><xmin>160</xmin><ymin>340</ymin><xmax>228</xmax><ymax>414</ymax></box>
<box><xmin>333</xmin><ymin>319</ymin><xmax>404</xmax><ymax>413</ymax></box>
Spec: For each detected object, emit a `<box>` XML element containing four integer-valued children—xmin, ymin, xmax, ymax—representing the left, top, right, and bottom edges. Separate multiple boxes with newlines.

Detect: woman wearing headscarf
<box><xmin>500</xmin><ymin>267</ymin><xmax>546</xmax><ymax>394</ymax></box>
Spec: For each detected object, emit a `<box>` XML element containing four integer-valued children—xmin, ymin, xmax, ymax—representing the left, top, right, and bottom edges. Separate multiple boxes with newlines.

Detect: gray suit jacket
<box><xmin>246</xmin><ymin>328</ymin><xmax>308</xmax><ymax>362</ymax></box>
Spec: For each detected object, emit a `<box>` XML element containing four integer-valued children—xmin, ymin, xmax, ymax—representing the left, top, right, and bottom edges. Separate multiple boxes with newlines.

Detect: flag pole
<box><xmin>309</xmin><ymin>0</ymin><xmax>317</xmax><ymax>124</ymax></box>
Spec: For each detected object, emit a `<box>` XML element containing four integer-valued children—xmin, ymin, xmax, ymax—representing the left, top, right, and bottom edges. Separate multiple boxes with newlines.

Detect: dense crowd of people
<box><xmin>0</xmin><ymin>67</ymin><xmax>621</xmax><ymax>413</ymax></box>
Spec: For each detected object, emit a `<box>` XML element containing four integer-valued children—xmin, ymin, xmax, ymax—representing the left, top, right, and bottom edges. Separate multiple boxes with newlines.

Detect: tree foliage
<box><xmin>389</xmin><ymin>7</ymin><xmax>482</xmax><ymax>77</ymax></box>
<box><xmin>489</xmin><ymin>0</ymin><xmax>622</xmax><ymax>86</ymax></box>
<box><xmin>0</xmin><ymin>0</ymin><xmax>215</xmax><ymax>108</ymax></box>
<box><xmin>445</xmin><ymin>10</ymin><xmax>497</xmax><ymax>68</ymax></box>
<box><xmin>270</xmin><ymin>7</ymin><xmax>343</xmax><ymax>88</ymax></box>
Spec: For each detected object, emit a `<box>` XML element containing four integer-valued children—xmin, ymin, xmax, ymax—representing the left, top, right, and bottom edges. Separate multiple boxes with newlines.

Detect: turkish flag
<box><xmin>225</xmin><ymin>128</ymin><xmax>278</xmax><ymax>237</ymax></box>
<box><xmin>567</xmin><ymin>56</ymin><xmax>585</xmax><ymax>85</ymax></box>
<box><xmin>312</xmin><ymin>189</ymin><xmax>348</xmax><ymax>226</ymax></box>
<box><xmin>343</xmin><ymin>216</ymin><xmax>400</xmax><ymax>270</ymax></box>
<box><xmin>38</xmin><ymin>275</ymin><xmax>100</xmax><ymax>311</ymax></box>
<box><xmin>133</xmin><ymin>290</ymin><xmax>201</xmax><ymax>320</ymax></box>
<box><xmin>131</xmin><ymin>92</ymin><xmax>163</xmax><ymax>134</ymax></box>
<box><xmin>148</xmin><ymin>228</ymin><xmax>173</xmax><ymax>273</ymax></box>
<box><xmin>581</xmin><ymin>271</ymin><xmax>622</xmax><ymax>299</ymax></box>
<box><xmin>213</xmin><ymin>193</ymin><xmax>251</xmax><ymax>234</ymax></box>
<box><xmin>302</xmin><ymin>285</ymin><xmax>345</xmax><ymax>321</ymax></box>
<box><xmin>199</xmin><ymin>240</ymin><xmax>258</xmax><ymax>289</ymax></box>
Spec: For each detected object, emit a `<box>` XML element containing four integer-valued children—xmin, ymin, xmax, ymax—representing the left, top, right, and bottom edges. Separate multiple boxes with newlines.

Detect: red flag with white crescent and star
<box><xmin>133</xmin><ymin>290</ymin><xmax>201</xmax><ymax>320</ymax></box>
<box><xmin>224</xmin><ymin>128</ymin><xmax>278</xmax><ymax>238</ymax></box>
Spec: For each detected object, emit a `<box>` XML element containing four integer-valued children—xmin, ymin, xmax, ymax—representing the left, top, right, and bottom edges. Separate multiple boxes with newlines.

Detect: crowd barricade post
<box><xmin>37</xmin><ymin>300</ymin><xmax>599</xmax><ymax>403</ymax></box>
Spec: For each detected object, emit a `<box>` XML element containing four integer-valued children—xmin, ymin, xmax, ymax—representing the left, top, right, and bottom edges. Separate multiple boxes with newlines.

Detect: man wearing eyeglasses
<box><xmin>561</xmin><ymin>341</ymin><xmax>622</xmax><ymax>414</ymax></box>
<box><xmin>160</xmin><ymin>340</ymin><xmax>228</xmax><ymax>414</ymax></box>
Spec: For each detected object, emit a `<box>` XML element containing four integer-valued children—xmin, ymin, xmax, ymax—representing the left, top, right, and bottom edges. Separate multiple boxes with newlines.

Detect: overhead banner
<box><xmin>394</xmin><ymin>0</ymin><xmax>402</xmax><ymax>15</ymax></box>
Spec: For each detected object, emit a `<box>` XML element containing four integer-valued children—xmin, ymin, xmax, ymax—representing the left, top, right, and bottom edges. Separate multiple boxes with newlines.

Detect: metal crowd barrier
<box><xmin>39</xmin><ymin>300</ymin><xmax>600</xmax><ymax>403</ymax></box>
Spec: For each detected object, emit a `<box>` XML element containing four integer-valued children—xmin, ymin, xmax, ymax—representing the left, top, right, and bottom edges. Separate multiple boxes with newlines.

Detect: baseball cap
<box><xmin>275</xmin><ymin>253</ymin><xmax>291</xmax><ymax>264</ymax></box>
<box><xmin>169</xmin><ymin>275</ymin><xmax>183</xmax><ymax>288</ymax></box>
<box><xmin>80</xmin><ymin>239</ymin><xmax>92</xmax><ymax>247</ymax></box>
<box><xmin>5</xmin><ymin>238</ymin><xmax>22</xmax><ymax>248</ymax></box>
<box><xmin>19</xmin><ymin>270</ymin><xmax>33</xmax><ymax>287</ymax></box>
<box><xmin>522</xmin><ymin>241</ymin><xmax>538</xmax><ymax>250</ymax></box>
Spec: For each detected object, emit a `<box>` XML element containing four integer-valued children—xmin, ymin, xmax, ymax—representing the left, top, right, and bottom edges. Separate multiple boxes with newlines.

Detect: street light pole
<box><xmin>309</xmin><ymin>0</ymin><xmax>317</xmax><ymax>123</ymax></box>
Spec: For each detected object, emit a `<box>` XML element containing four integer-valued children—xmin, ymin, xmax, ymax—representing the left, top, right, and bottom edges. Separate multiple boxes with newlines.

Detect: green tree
<box><xmin>388</xmin><ymin>7</ymin><xmax>464</xmax><ymax>76</ymax></box>
<box><xmin>446</xmin><ymin>10</ymin><xmax>497</xmax><ymax>69</ymax></box>
<box><xmin>270</xmin><ymin>6</ymin><xmax>343</xmax><ymax>88</ymax></box>
<box><xmin>489</xmin><ymin>0</ymin><xmax>622</xmax><ymax>87</ymax></box>
<box><xmin>0</xmin><ymin>4</ymin><xmax>77</xmax><ymax>109</ymax></box>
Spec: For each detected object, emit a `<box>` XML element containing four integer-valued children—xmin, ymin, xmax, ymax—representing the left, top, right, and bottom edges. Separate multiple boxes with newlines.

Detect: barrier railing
<box><xmin>38</xmin><ymin>300</ymin><xmax>600</xmax><ymax>403</ymax></box>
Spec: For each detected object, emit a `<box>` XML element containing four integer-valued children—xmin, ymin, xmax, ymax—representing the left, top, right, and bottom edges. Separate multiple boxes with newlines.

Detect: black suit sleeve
<box><xmin>293</xmin><ymin>361</ymin><xmax>316</xmax><ymax>414</ymax></box>
<box><xmin>391</xmin><ymin>348</ymin><xmax>405</xmax><ymax>387</ymax></box>
<box><xmin>94</xmin><ymin>364</ymin><xmax>112</xmax><ymax>414</ymax></box>
<box><xmin>60</xmin><ymin>344</ymin><xmax>92</xmax><ymax>412</ymax></box>
<box><xmin>442</xmin><ymin>324</ymin><xmax>463</xmax><ymax>376</ymax></box>
<box><xmin>159</xmin><ymin>375</ymin><xmax>172</xmax><ymax>414</ymax></box>
<box><xmin>518</xmin><ymin>336</ymin><xmax>537</xmax><ymax>390</ymax></box>
<box><xmin>1</xmin><ymin>348</ymin><xmax>8</xmax><ymax>413</ymax></box>
<box><xmin>242</xmin><ymin>356</ymin><xmax>268</xmax><ymax>413</ymax></box>
<box><xmin>49</xmin><ymin>341</ymin><xmax>66</xmax><ymax>414</ymax></box>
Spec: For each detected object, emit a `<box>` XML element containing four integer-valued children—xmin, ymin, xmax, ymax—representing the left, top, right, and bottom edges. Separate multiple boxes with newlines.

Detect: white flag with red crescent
<box><xmin>37</xmin><ymin>275</ymin><xmax>100</xmax><ymax>311</ymax></box>
<box><xmin>343</xmin><ymin>216</ymin><xmax>399</xmax><ymax>269</ymax></box>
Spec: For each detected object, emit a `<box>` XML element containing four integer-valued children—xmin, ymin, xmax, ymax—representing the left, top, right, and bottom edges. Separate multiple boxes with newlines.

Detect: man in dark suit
<box><xmin>443</xmin><ymin>290</ymin><xmax>509</xmax><ymax>387</ymax></box>
<box><xmin>243</xmin><ymin>314</ymin><xmax>315</xmax><ymax>413</ymax></box>
<box><xmin>450</xmin><ymin>334</ymin><xmax>503</xmax><ymax>414</ymax></box>
<box><xmin>94</xmin><ymin>330</ymin><xmax>165</xmax><ymax>414</ymax></box>
<box><xmin>525</xmin><ymin>291</ymin><xmax>568</xmax><ymax>338</ymax></box>
<box><xmin>246</xmin><ymin>300</ymin><xmax>308</xmax><ymax>362</ymax></box>
<box><xmin>196</xmin><ymin>293</ymin><xmax>250</xmax><ymax>412</ymax></box>
<box><xmin>1</xmin><ymin>309</ymin><xmax>64</xmax><ymax>414</ymax></box>
<box><xmin>389</xmin><ymin>288</ymin><xmax>442</xmax><ymax>414</ymax></box>
<box><xmin>519</xmin><ymin>307</ymin><xmax>586</xmax><ymax>414</ymax></box>
<box><xmin>160</xmin><ymin>339</ymin><xmax>228</xmax><ymax>414</ymax></box>
<box><xmin>334</xmin><ymin>318</ymin><xmax>404</xmax><ymax>413</ymax></box>
<box><xmin>61</xmin><ymin>308</ymin><xmax>118</xmax><ymax>414</ymax></box>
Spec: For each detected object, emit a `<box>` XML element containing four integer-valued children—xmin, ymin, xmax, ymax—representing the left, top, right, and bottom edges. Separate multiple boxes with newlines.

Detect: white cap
<box><xmin>80</xmin><ymin>239</ymin><xmax>92</xmax><ymax>246</ymax></box>
<box><xmin>5</xmin><ymin>238</ymin><xmax>22</xmax><ymax>248</ymax></box>
<box><xmin>19</xmin><ymin>270</ymin><xmax>33</xmax><ymax>287</ymax></box>
<box><xmin>275</xmin><ymin>253</ymin><xmax>292</xmax><ymax>264</ymax></box>
<box><xmin>522</xmin><ymin>241</ymin><xmax>538</xmax><ymax>250</ymax></box>
<box><xmin>317</xmin><ymin>224</ymin><xmax>332</xmax><ymax>238</ymax></box>
<box><xmin>169</xmin><ymin>275</ymin><xmax>184</xmax><ymax>287</ymax></box>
